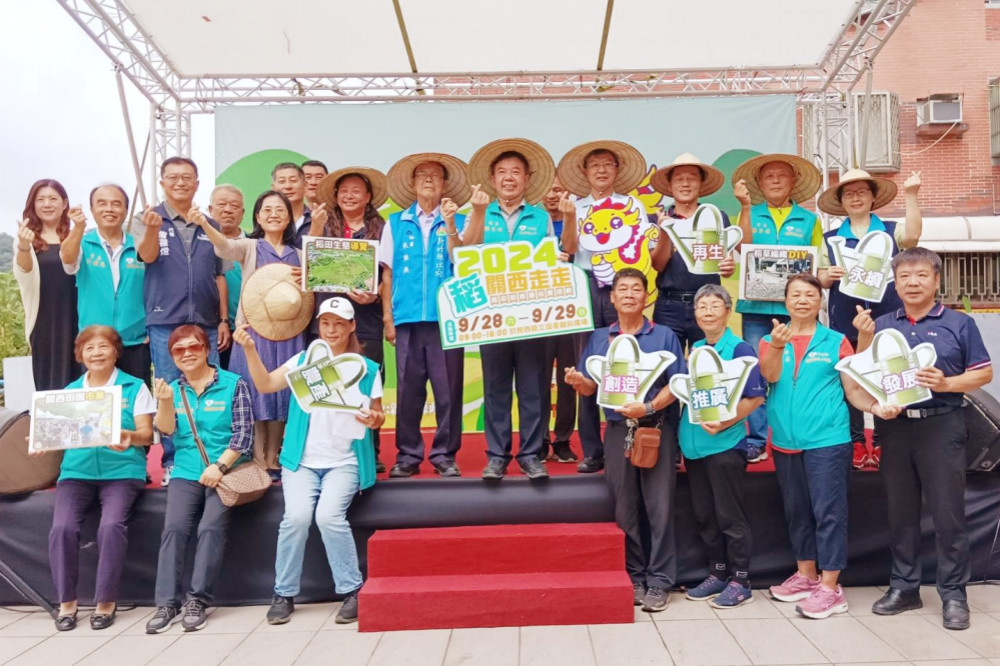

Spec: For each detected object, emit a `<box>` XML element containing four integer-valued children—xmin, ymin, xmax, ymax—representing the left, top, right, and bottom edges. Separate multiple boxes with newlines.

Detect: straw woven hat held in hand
<box><xmin>315</xmin><ymin>167</ymin><xmax>388</xmax><ymax>211</ymax></box>
<box><xmin>650</xmin><ymin>153</ymin><xmax>725</xmax><ymax>197</ymax></box>
<box><xmin>817</xmin><ymin>168</ymin><xmax>898</xmax><ymax>216</ymax></box>
<box><xmin>386</xmin><ymin>152</ymin><xmax>471</xmax><ymax>209</ymax></box>
<box><xmin>241</xmin><ymin>263</ymin><xmax>315</xmax><ymax>341</ymax></box>
<box><xmin>731</xmin><ymin>153</ymin><xmax>822</xmax><ymax>206</ymax></box>
<box><xmin>556</xmin><ymin>140</ymin><xmax>646</xmax><ymax>197</ymax></box>
<box><xmin>467</xmin><ymin>137</ymin><xmax>556</xmax><ymax>205</ymax></box>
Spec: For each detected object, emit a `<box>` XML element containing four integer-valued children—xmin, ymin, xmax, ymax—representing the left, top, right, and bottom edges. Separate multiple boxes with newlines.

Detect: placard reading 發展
<box><xmin>437</xmin><ymin>237</ymin><xmax>594</xmax><ymax>349</ymax></box>
<box><xmin>29</xmin><ymin>386</ymin><xmax>122</xmax><ymax>452</ymax></box>
<box><xmin>302</xmin><ymin>236</ymin><xmax>378</xmax><ymax>294</ymax></box>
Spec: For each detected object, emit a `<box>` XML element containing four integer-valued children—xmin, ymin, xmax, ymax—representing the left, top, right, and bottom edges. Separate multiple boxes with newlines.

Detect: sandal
<box><xmin>55</xmin><ymin>610</ymin><xmax>78</xmax><ymax>632</ymax></box>
<box><xmin>90</xmin><ymin>607</ymin><xmax>116</xmax><ymax>630</ymax></box>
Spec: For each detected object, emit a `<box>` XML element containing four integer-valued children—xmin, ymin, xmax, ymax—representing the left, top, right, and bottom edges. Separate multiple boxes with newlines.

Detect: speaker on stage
<box><xmin>0</xmin><ymin>408</ymin><xmax>61</xmax><ymax>496</ymax></box>
<box><xmin>965</xmin><ymin>389</ymin><xmax>1000</xmax><ymax>473</ymax></box>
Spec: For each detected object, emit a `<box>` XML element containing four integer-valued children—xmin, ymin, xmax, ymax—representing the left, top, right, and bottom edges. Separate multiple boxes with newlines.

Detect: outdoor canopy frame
<box><xmin>56</xmin><ymin>0</ymin><xmax>915</xmax><ymax>210</ymax></box>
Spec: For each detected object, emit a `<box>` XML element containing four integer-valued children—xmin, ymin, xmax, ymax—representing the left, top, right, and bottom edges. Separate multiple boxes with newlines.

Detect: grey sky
<box><xmin>1</xmin><ymin>2</ymin><xmax>214</xmax><ymax>238</ymax></box>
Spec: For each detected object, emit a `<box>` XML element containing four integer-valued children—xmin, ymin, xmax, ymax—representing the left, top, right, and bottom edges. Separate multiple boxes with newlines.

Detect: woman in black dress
<box><xmin>13</xmin><ymin>179</ymin><xmax>80</xmax><ymax>390</ymax></box>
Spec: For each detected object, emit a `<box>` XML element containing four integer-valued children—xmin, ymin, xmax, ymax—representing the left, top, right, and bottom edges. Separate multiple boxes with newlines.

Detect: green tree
<box><xmin>0</xmin><ymin>271</ymin><xmax>28</xmax><ymax>381</ymax></box>
<box><xmin>0</xmin><ymin>233</ymin><xmax>13</xmax><ymax>273</ymax></box>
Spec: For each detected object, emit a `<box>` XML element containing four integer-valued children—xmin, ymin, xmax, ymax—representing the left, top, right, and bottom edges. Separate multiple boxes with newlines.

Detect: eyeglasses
<box><xmin>840</xmin><ymin>188</ymin><xmax>872</xmax><ymax>200</ymax></box>
<box><xmin>163</xmin><ymin>175</ymin><xmax>196</xmax><ymax>184</ymax></box>
<box><xmin>170</xmin><ymin>343</ymin><xmax>205</xmax><ymax>357</ymax></box>
<box><xmin>413</xmin><ymin>171</ymin><xmax>444</xmax><ymax>183</ymax></box>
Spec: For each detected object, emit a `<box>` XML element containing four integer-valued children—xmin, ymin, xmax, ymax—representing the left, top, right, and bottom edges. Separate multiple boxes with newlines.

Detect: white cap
<box><xmin>316</xmin><ymin>297</ymin><xmax>355</xmax><ymax>321</ymax></box>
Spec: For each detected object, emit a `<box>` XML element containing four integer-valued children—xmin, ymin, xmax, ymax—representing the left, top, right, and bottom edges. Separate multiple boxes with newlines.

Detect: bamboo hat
<box><xmin>556</xmin><ymin>140</ymin><xmax>647</xmax><ymax>197</ymax></box>
<box><xmin>731</xmin><ymin>153</ymin><xmax>822</xmax><ymax>205</ymax></box>
<box><xmin>650</xmin><ymin>153</ymin><xmax>726</xmax><ymax>197</ymax></box>
<box><xmin>241</xmin><ymin>263</ymin><xmax>315</xmax><ymax>341</ymax></box>
<box><xmin>316</xmin><ymin>167</ymin><xmax>388</xmax><ymax>211</ymax></box>
<box><xmin>817</xmin><ymin>168</ymin><xmax>898</xmax><ymax>216</ymax></box>
<box><xmin>467</xmin><ymin>138</ymin><xmax>556</xmax><ymax>205</ymax></box>
<box><xmin>386</xmin><ymin>153</ymin><xmax>471</xmax><ymax>209</ymax></box>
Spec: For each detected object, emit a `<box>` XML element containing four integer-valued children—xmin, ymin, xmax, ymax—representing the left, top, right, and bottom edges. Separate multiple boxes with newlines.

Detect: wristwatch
<box><xmin>214</xmin><ymin>462</ymin><xmax>229</xmax><ymax>474</ymax></box>
<box><xmin>644</xmin><ymin>402</ymin><xmax>655</xmax><ymax>416</ymax></box>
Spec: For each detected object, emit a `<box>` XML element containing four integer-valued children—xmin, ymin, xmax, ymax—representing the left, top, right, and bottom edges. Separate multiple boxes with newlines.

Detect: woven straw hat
<box><xmin>386</xmin><ymin>153</ymin><xmax>471</xmax><ymax>209</ymax></box>
<box><xmin>731</xmin><ymin>153</ymin><xmax>822</xmax><ymax>205</ymax></box>
<box><xmin>650</xmin><ymin>153</ymin><xmax>726</xmax><ymax>197</ymax></box>
<box><xmin>817</xmin><ymin>168</ymin><xmax>898</xmax><ymax>216</ymax></box>
<box><xmin>241</xmin><ymin>263</ymin><xmax>315</xmax><ymax>341</ymax></box>
<box><xmin>556</xmin><ymin>140</ymin><xmax>647</xmax><ymax>197</ymax></box>
<box><xmin>467</xmin><ymin>138</ymin><xmax>556</xmax><ymax>205</ymax></box>
<box><xmin>316</xmin><ymin>167</ymin><xmax>388</xmax><ymax>212</ymax></box>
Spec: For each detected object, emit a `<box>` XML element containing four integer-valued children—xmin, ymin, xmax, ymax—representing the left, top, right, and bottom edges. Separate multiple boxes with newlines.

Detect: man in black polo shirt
<box><xmin>855</xmin><ymin>247</ymin><xmax>992</xmax><ymax>631</ymax></box>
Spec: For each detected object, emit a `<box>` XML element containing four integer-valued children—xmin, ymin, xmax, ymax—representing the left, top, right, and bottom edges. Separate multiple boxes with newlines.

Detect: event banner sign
<box><xmin>738</xmin><ymin>244</ymin><xmax>818</xmax><ymax>303</ymax></box>
<box><xmin>29</xmin><ymin>386</ymin><xmax>122</xmax><ymax>452</ymax></box>
<box><xmin>285</xmin><ymin>340</ymin><xmax>370</xmax><ymax>418</ymax></box>
<box><xmin>836</xmin><ymin>329</ymin><xmax>937</xmax><ymax>408</ymax></box>
<box><xmin>669</xmin><ymin>346</ymin><xmax>758</xmax><ymax>424</ymax></box>
<box><xmin>584</xmin><ymin>334</ymin><xmax>676</xmax><ymax>409</ymax></box>
<box><xmin>302</xmin><ymin>236</ymin><xmax>378</xmax><ymax>294</ymax></box>
<box><xmin>660</xmin><ymin>204</ymin><xmax>743</xmax><ymax>275</ymax></box>
<box><xmin>437</xmin><ymin>237</ymin><xmax>594</xmax><ymax>349</ymax></box>
<box><xmin>827</xmin><ymin>230</ymin><xmax>894</xmax><ymax>303</ymax></box>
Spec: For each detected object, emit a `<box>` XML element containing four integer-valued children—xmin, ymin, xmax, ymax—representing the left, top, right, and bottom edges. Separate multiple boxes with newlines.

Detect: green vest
<box><xmin>59</xmin><ymin>371</ymin><xmax>147</xmax><ymax>481</ymax></box>
<box><xmin>678</xmin><ymin>329</ymin><xmax>752</xmax><ymax>460</ymax></box>
<box><xmin>170</xmin><ymin>368</ymin><xmax>245</xmax><ymax>482</ymax></box>
<box><xmin>482</xmin><ymin>201</ymin><xmax>550</xmax><ymax>246</ymax></box>
<box><xmin>280</xmin><ymin>355</ymin><xmax>378</xmax><ymax>491</ymax></box>
<box><xmin>75</xmin><ymin>230</ymin><xmax>146</xmax><ymax>346</ymax></box>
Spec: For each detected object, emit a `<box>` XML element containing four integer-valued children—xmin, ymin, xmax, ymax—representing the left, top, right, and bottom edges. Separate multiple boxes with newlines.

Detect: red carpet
<box><xmin>359</xmin><ymin>523</ymin><xmax>634</xmax><ymax>631</ymax></box>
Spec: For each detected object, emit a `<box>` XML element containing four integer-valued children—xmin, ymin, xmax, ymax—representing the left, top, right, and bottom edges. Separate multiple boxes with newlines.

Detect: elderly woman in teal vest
<box><xmin>678</xmin><ymin>285</ymin><xmax>765</xmax><ymax>609</ymax></box>
<box><xmin>146</xmin><ymin>325</ymin><xmax>254</xmax><ymax>635</ymax></box>
<box><xmin>233</xmin><ymin>297</ymin><xmax>383</xmax><ymax>627</ymax></box>
<box><xmin>462</xmin><ymin>138</ymin><xmax>558</xmax><ymax>480</ymax></box>
<box><xmin>37</xmin><ymin>326</ymin><xmax>155</xmax><ymax>632</ymax></box>
<box><xmin>731</xmin><ymin>154</ymin><xmax>825</xmax><ymax>464</ymax></box>
<box><xmin>759</xmin><ymin>273</ymin><xmax>899</xmax><ymax>620</ymax></box>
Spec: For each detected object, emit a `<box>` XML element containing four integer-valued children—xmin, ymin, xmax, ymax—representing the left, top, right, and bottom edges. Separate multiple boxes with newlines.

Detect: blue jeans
<box><xmin>740</xmin><ymin>313</ymin><xmax>788</xmax><ymax>451</ymax></box>
<box><xmin>273</xmin><ymin>465</ymin><xmax>362</xmax><ymax>597</ymax></box>
<box><xmin>148</xmin><ymin>324</ymin><xmax>220</xmax><ymax>467</ymax></box>
<box><xmin>772</xmin><ymin>443</ymin><xmax>851</xmax><ymax>572</ymax></box>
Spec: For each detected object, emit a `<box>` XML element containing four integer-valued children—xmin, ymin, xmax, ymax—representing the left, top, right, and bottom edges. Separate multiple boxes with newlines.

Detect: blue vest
<box><xmin>764</xmin><ymin>324</ymin><xmax>850</xmax><ymax>450</ymax></box>
<box><xmin>59</xmin><ymin>371</ymin><xmax>147</xmax><ymax>481</ymax></box>
<box><xmin>678</xmin><ymin>328</ymin><xmax>753</xmax><ymax>460</ymax></box>
<box><xmin>482</xmin><ymin>201</ymin><xmax>550</xmax><ymax>246</ymax></box>
<box><xmin>142</xmin><ymin>204</ymin><xmax>221</xmax><ymax>327</ymax></box>
<box><xmin>824</xmin><ymin>215</ymin><xmax>903</xmax><ymax>338</ymax></box>
<box><xmin>736</xmin><ymin>202</ymin><xmax>819</xmax><ymax>317</ymax></box>
<box><xmin>279</xmin><ymin>355</ymin><xmax>379</xmax><ymax>491</ymax></box>
<box><xmin>170</xmin><ymin>368</ymin><xmax>244</xmax><ymax>482</ymax></box>
<box><xmin>75</xmin><ymin>230</ymin><xmax>146</xmax><ymax>346</ymax></box>
<box><xmin>388</xmin><ymin>203</ymin><xmax>465</xmax><ymax>325</ymax></box>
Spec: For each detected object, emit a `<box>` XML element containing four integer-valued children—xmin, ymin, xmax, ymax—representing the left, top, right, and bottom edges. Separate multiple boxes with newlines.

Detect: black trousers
<box><xmin>604</xmin><ymin>417</ymin><xmax>677</xmax><ymax>589</ymax></box>
<box><xmin>118</xmin><ymin>343</ymin><xmax>152</xmax><ymax>386</ymax></box>
<box><xmin>360</xmin><ymin>337</ymin><xmax>385</xmax><ymax>457</ymax></box>
<box><xmin>876</xmin><ymin>409</ymin><xmax>969</xmax><ymax>602</ymax></box>
<box><xmin>685</xmin><ymin>449</ymin><xmax>752</xmax><ymax>576</ymax></box>
<box><xmin>576</xmin><ymin>279</ymin><xmax>617</xmax><ymax>460</ymax></box>
<box><xmin>541</xmin><ymin>332</ymin><xmax>584</xmax><ymax>446</ymax></box>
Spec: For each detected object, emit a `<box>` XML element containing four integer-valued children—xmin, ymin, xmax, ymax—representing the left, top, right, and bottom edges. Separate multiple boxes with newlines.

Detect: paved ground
<box><xmin>1</xmin><ymin>585</ymin><xmax>1000</xmax><ymax>665</ymax></box>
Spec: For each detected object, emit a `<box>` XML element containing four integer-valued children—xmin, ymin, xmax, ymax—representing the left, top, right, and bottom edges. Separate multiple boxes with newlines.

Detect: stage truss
<box><xmin>57</xmin><ymin>0</ymin><xmax>914</xmax><ymax>200</ymax></box>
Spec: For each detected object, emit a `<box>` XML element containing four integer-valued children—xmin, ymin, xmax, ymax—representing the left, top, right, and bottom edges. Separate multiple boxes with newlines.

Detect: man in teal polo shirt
<box><xmin>463</xmin><ymin>138</ymin><xmax>557</xmax><ymax>480</ymax></box>
<box><xmin>208</xmin><ymin>184</ymin><xmax>245</xmax><ymax>370</ymax></box>
<box><xmin>61</xmin><ymin>184</ymin><xmax>150</xmax><ymax>384</ymax></box>
<box><xmin>731</xmin><ymin>153</ymin><xmax>824</xmax><ymax>462</ymax></box>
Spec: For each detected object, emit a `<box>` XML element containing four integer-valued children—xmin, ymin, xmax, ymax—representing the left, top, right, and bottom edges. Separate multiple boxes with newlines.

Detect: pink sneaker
<box><xmin>769</xmin><ymin>571</ymin><xmax>820</xmax><ymax>602</ymax></box>
<box><xmin>795</xmin><ymin>584</ymin><xmax>849</xmax><ymax>619</ymax></box>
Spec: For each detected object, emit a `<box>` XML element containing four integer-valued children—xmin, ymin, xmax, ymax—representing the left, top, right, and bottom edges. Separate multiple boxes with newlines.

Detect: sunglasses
<box><xmin>170</xmin><ymin>343</ymin><xmax>205</xmax><ymax>357</ymax></box>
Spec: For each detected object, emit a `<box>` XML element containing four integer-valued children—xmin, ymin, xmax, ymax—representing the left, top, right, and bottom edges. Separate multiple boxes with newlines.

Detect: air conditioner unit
<box><xmin>853</xmin><ymin>91</ymin><xmax>901</xmax><ymax>172</ymax></box>
<box><xmin>916</xmin><ymin>94</ymin><xmax>963</xmax><ymax>125</ymax></box>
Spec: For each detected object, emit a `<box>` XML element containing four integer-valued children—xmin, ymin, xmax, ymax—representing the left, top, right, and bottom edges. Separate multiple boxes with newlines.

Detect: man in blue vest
<box><xmin>62</xmin><ymin>184</ymin><xmax>150</xmax><ymax>385</ymax></box>
<box><xmin>463</xmin><ymin>138</ymin><xmax>557</xmax><ymax>480</ymax></box>
<box><xmin>134</xmin><ymin>156</ymin><xmax>230</xmax><ymax>483</ymax></box>
<box><xmin>731</xmin><ymin>154</ymin><xmax>824</xmax><ymax>462</ymax></box>
<box><xmin>208</xmin><ymin>185</ymin><xmax>246</xmax><ymax>370</ymax></box>
<box><xmin>381</xmin><ymin>152</ymin><xmax>471</xmax><ymax>478</ymax></box>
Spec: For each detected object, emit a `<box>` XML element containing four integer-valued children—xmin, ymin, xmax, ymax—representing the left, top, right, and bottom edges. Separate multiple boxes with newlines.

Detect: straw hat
<box><xmin>467</xmin><ymin>138</ymin><xmax>555</xmax><ymax>205</ymax></box>
<box><xmin>241</xmin><ymin>263</ymin><xmax>315</xmax><ymax>341</ymax></box>
<box><xmin>556</xmin><ymin>140</ymin><xmax>647</xmax><ymax>197</ymax></box>
<box><xmin>731</xmin><ymin>153</ymin><xmax>822</xmax><ymax>205</ymax></box>
<box><xmin>315</xmin><ymin>167</ymin><xmax>388</xmax><ymax>211</ymax></box>
<box><xmin>386</xmin><ymin>152</ymin><xmax>471</xmax><ymax>209</ymax></box>
<box><xmin>817</xmin><ymin>168</ymin><xmax>898</xmax><ymax>216</ymax></box>
<box><xmin>650</xmin><ymin>153</ymin><xmax>726</xmax><ymax>198</ymax></box>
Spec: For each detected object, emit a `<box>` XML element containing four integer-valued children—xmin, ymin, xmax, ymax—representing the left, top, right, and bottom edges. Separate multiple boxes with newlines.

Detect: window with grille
<box><xmin>939</xmin><ymin>252</ymin><xmax>1000</xmax><ymax>306</ymax></box>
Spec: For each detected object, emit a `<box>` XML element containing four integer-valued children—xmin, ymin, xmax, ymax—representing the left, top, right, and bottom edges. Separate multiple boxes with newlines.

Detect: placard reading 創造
<box><xmin>437</xmin><ymin>237</ymin><xmax>594</xmax><ymax>349</ymax></box>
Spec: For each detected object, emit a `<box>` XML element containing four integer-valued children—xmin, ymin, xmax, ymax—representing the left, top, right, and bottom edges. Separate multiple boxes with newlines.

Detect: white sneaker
<box><xmin>161</xmin><ymin>465</ymin><xmax>173</xmax><ymax>487</ymax></box>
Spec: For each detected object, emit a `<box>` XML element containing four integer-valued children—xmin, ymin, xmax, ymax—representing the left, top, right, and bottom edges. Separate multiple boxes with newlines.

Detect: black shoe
<box><xmin>642</xmin><ymin>586</ymin><xmax>669</xmax><ymax>612</ymax></box>
<box><xmin>335</xmin><ymin>590</ymin><xmax>360</xmax><ymax>624</ymax></box>
<box><xmin>268</xmin><ymin>469</ymin><xmax>281</xmax><ymax>483</ymax></box>
<box><xmin>482</xmin><ymin>458</ymin><xmax>508</xmax><ymax>480</ymax></box>
<box><xmin>145</xmin><ymin>606</ymin><xmax>181</xmax><ymax>634</ymax></box>
<box><xmin>432</xmin><ymin>460</ymin><xmax>461</xmax><ymax>477</ymax></box>
<box><xmin>633</xmin><ymin>583</ymin><xmax>646</xmax><ymax>606</ymax></box>
<box><xmin>181</xmin><ymin>598</ymin><xmax>207</xmax><ymax>632</ymax></box>
<box><xmin>577</xmin><ymin>457</ymin><xmax>605</xmax><ymax>473</ymax></box>
<box><xmin>375</xmin><ymin>461</ymin><xmax>386</xmax><ymax>474</ymax></box>
<box><xmin>871</xmin><ymin>588</ymin><xmax>923</xmax><ymax>615</ymax></box>
<box><xmin>942</xmin><ymin>599</ymin><xmax>971</xmax><ymax>630</ymax></box>
<box><xmin>519</xmin><ymin>457</ymin><xmax>549</xmax><ymax>479</ymax></box>
<box><xmin>89</xmin><ymin>607</ymin><xmax>116</xmax><ymax>630</ymax></box>
<box><xmin>389</xmin><ymin>462</ymin><xmax>420</xmax><ymax>478</ymax></box>
<box><xmin>551</xmin><ymin>441</ymin><xmax>579</xmax><ymax>463</ymax></box>
<box><xmin>55</xmin><ymin>610</ymin><xmax>78</xmax><ymax>632</ymax></box>
<box><xmin>266</xmin><ymin>594</ymin><xmax>294</xmax><ymax>625</ymax></box>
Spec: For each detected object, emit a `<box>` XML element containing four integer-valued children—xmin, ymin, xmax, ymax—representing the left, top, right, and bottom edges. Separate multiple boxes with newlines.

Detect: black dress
<box><xmin>29</xmin><ymin>245</ymin><xmax>79</xmax><ymax>391</ymax></box>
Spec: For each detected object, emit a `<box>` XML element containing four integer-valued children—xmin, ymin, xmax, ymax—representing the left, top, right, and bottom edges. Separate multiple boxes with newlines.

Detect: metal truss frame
<box><xmin>56</xmin><ymin>0</ymin><xmax>914</xmax><ymax>198</ymax></box>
